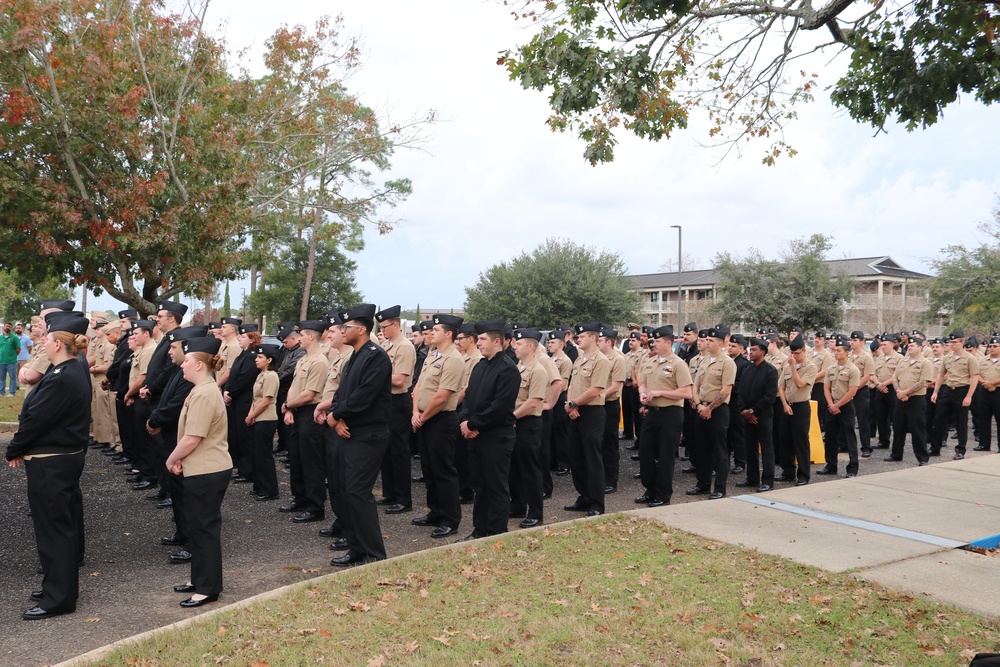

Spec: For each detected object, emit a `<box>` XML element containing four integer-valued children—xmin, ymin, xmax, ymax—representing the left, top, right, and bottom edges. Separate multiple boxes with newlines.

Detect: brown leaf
<box><xmin>84</xmin><ymin>617</ymin><xmax>101</xmax><ymax>623</ymax></box>
<box><xmin>639</xmin><ymin>572</ymin><xmax>653</xmax><ymax>587</ymax></box>
<box><xmin>217</xmin><ymin>625</ymin><xmax>227</xmax><ymax>637</ymax></box>
<box><xmin>709</xmin><ymin>637</ymin><xmax>731</xmax><ymax>650</ymax></box>
<box><xmin>350</xmin><ymin>601</ymin><xmax>371</xmax><ymax>612</ymax></box>
<box><xmin>89</xmin><ymin>572</ymin><xmax>100</xmax><ymax>577</ymax></box>
<box><xmin>492</xmin><ymin>539</ymin><xmax>504</xmax><ymax>552</ymax></box>
<box><xmin>299</xmin><ymin>628</ymin><xmax>317</xmax><ymax>636</ymax></box>
<box><xmin>249</xmin><ymin>662</ymin><xmax>270</xmax><ymax>667</ymax></box>
<box><xmin>419</xmin><ymin>588</ymin><xmax>429</xmax><ymax>598</ymax></box>
<box><xmin>773</xmin><ymin>642</ymin><xmax>786</xmax><ymax>651</ymax></box>
<box><xmin>367</xmin><ymin>656</ymin><xmax>386</xmax><ymax>667</ymax></box>
<box><xmin>551</xmin><ymin>599</ymin><xmax>569</xmax><ymax>606</ymax></box>
<box><xmin>919</xmin><ymin>645</ymin><xmax>945</xmax><ymax>657</ymax></box>
<box><xmin>332</xmin><ymin>608</ymin><xmax>347</xmax><ymax>616</ymax></box>
<box><xmin>319</xmin><ymin>629</ymin><xmax>332</xmax><ymax>638</ymax></box>
<box><xmin>810</xmin><ymin>594</ymin><xmax>833</xmax><ymax>603</ymax></box>
<box><xmin>432</xmin><ymin>636</ymin><xmax>451</xmax><ymax>646</ymax></box>
<box><xmin>405</xmin><ymin>641</ymin><xmax>420</xmax><ymax>653</ymax></box>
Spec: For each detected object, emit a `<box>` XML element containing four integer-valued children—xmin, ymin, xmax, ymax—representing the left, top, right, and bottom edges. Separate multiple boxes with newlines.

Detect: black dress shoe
<box><xmin>795</xmin><ymin>479</ymin><xmax>809</xmax><ymax>486</ymax></box>
<box><xmin>459</xmin><ymin>494</ymin><xmax>475</xmax><ymax>504</ymax></box>
<box><xmin>954</xmin><ymin>453</ymin><xmax>966</xmax><ymax>460</ymax></box>
<box><xmin>630</xmin><ymin>454</ymin><xmax>640</xmax><ymax>461</ymax></box>
<box><xmin>173</xmin><ymin>584</ymin><xmax>196</xmax><ymax>593</ymax></box>
<box><xmin>542</xmin><ymin>491</ymin><xmax>552</xmax><ymax>499</ymax></box>
<box><xmin>329</xmin><ymin>538</ymin><xmax>349</xmax><ymax>551</ymax></box>
<box><xmin>681</xmin><ymin>465</ymin><xmax>696</xmax><ymax>474</ymax></box>
<box><xmin>918</xmin><ymin>461</ymin><xmax>929</xmax><ymax>466</ymax></box>
<box><xmin>634</xmin><ymin>494</ymin><xmax>652</xmax><ymax>504</ymax></box>
<box><xmin>29</xmin><ymin>590</ymin><xmax>43</xmax><ymax>601</ymax></box>
<box><xmin>648</xmin><ymin>499</ymin><xmax>667</xmax><ymax>508</ymax></box>
<box><xmin>861</xmin><ymin>450</ymin><xmax>872</xmax><ymax>458</ymax></box>
<box><xmin>278</xmin><ymin>500</ymin><xmax>306</xmax><ymax>513</ymax></box>
<box><xmin>679</xmin><ymin>454</ymin><xmax>690</xmax><ymax>461</ymax></box>
<box><xmin>632</xmin><ymin>472</ymin><xmax>641</xmax><ymax>479</ymax></box>
<box><xmin>730</xmin><ymin>465</ymin><xmax>745</xmax><ymax>474</ymax></box>
<box><xmin>709</xmin><ymin>492</ymin><xmax>725</xmax><ymax>500</ymax></box>
<box><xmin>232</xmin><ymin>476</ymin><xmax>251</xmax><ymax>484</ymax></box>
<box><xmin>180</xmin><ymin>594</ymin><xmax>218</xmax><ymax>608</ymax></box>
<box><xmin>735</xmin><ymin>479</ymin><xmax>756</xmax><ymax>488</ymax></box>
<box><xmin>974</xmin><ymin>445</ymin><xmax>990</xmax><ymax>452</ymax></box>
<box><xmin>455</xmin><ymin>533</ymin><xmax>484</xmax><ymax>543</ymax></box>
<box><xmin>430</xmin><ymin>526</ymin><xmax>458</xmax><ymax>538</ymax></box>
<box><xmin>883</xmin><ymin>456</ymin><xmax>903</xmax><ymax>462</ymax></box>
<box><xmin>411</xmin><ymin>475</ymin><xmax>425</xmax><ymax>483</ymax></box>
<box><xmin>586</xmin><ymin>509</ymin><xmax>602</xmax><ymax>517</ymax></box>
<box><xmin>685</xmin><ymin>486</ymin><xmax>708</xmax><ymax>496</ymax></box>
<box><xmin>756</xmin><ymin>484</ymin><xmax>773</xmax><ymax>493</ymax></box>
<box><xmin>555</xmin><ymin>468</ymin><xmax>570</xmax><ymax>476</ymax></box>
<box><xmin>814</xmin><ymin>467</ymin><xmax>837</xmax><ymax>475</ymax></box>
<box><xmin>292</xmin><ymin>511</ymin><xmax>324</xmax><ymax>523</ymax></box>
<box><xmin>22</xmin><ymin>606</ymin><xmax>71</xmax><ymax>620</ymax></box>
<box><xmin>519</xmin><ymin>518</ymin><xmax>542</xmax><ymax>528</ymax></box>
<box><xmin>929</xmin><ymin>450</ymin><xmax>941</xmax><ymax>457</ymax></box>
<box><xmin>774</xmin><ymin>474</ymin><xmax>796</xmax><ymax>482</ymax></box>
<box><xmin>375</xmin><ymin>496</ymin><xmax>396</xmax><ymax>505</ymax></box>
<box><xmin>411</xmin><ymin>515</ymin><xmax>440</xmax><ymax>527</ymax></box>
<box><xmin>125</xmin><ymin>475</ymin><xmax>141</xmax><ymax>484</ymax></box>
<box><xmin>170</xmin><ymin>550</ymin><xmax>192</xmax><ymax>563</ymax></box>
<box><xmin>132</xmin><ymin>480</ymin><xmax>157</xmax><ymax>491</ymax></box>
<box><xmin>563</xmin><ymin>503</ymin><xmax>588</xmax><ymax>512</ymax></box>
<box><xmin>157</xmin><ymin>498</ymin><xmax>173</xmax><ymax>509</ymax></box>
<box><xmin>161</xmin><ymin>534</ymin><xmax>187</xmax><ymax>546</ymax></box>
<box><xmin>256</xmin><ymin>494</ymin><xmax>279</xmax><ymax>502</ymax></box>
<box><xmin>330</xmin><ymin>553</ymin><xmax>367</xmax><ymax>567</ymax></box>
<box><xmin>845</xmin><ymin>472</ymin><xmax>858</xmax><ymax>478</ymax></box>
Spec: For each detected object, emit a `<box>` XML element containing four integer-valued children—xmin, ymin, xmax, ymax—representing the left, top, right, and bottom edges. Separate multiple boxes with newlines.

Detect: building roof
<box><xmin>631</xmin><ymin>256</ymin><xmax>931</xmax><ymax>289</ymax></box>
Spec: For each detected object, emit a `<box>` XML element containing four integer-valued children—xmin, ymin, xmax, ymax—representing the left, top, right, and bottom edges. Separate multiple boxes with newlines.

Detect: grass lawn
<box><xmin>93</xmin><ymin>515</ymin><xmax>998</xmax><ymax>666</ymax></box>
<box><xmin>0</xmin><ymin>392</ymin><xmax>23</xmax><ymax>422</ymax></box>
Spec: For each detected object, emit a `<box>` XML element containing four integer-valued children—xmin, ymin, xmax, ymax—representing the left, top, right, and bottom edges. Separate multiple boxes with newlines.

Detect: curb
<box><xmin>0</xmin><ymin>422</ymin><xmax>16</xmax><ymax>433</ymax></box>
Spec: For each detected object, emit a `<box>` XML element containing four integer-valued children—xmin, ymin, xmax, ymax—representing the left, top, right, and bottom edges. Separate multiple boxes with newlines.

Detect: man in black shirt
<box><xmin>457</xmin><ymin>319</ymin><xmax>520</xmax><ymax>541</ymax></box>
<box><xmin>737</xmin><ymin>338</ymin><xmax>779</xmax><ymax>491</ymax></box>
<box><xmin>326</xmin><ymin>304</ymin><xmax>392</xmax><ymax>566</ymax></box>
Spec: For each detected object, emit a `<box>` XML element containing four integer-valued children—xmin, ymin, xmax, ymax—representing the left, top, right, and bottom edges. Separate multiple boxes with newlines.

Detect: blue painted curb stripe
<box><xmin>733</xmin><ymin>495</ymin><xmax>967</xmax><ymax>549</ymax></box>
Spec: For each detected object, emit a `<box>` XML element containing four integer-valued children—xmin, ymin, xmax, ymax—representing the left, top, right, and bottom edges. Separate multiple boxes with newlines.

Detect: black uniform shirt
<box><xmin>459</xmin><ymin>352</ymin><xmax>520</xmax><ymax>432</ymax></box>
<box><xmin>740</xmin><ymin>360</ymin><xmax>779</xmax><ymax>415</ymax></box>
<box><xmin>148</xmin><ymin>366</ymin><xmax>194</xmax><ymax>433</ymax></box>
<box><xmin>330</xmin><ymin>341</ymin><xmax>392</xmax><ymax>431</ymax></box>
<box><xmin>731</xmin><ymin>354</ymin><xmax>751</xmax><ymax>410</ymax></box>
<box><xmin>6</xmin><ymin>358</ymin><xmax>92</xmax><ymax>459</ymax></box>
<box><xmin>141</xmin><ymin>336</ymin><xmax>174</xmax><ymax>400</ymax></box>
<box><xmin>225</xmin><ymin>349</ymin><xmax>260</xmax><ymax>401</ymax></box>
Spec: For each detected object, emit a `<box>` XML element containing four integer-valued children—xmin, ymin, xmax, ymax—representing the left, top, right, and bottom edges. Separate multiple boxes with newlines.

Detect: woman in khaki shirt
<box><xmin>167</xmin><ymin>337</ymin><xmax>231</xmax><ymax>608</ymax></box>
<box><xmin>246</xmin><ymin>344</ymin><xmax>281</xmax><ymax>501</ymax></box>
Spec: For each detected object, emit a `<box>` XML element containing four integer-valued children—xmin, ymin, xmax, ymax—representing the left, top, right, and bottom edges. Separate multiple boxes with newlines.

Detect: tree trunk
<box><xmin>300</xmin><ymin>167</ymin><xmax>325</xmax><ymax>321</ymax></box>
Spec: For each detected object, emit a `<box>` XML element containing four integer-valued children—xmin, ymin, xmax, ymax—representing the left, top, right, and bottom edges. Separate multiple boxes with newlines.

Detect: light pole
<box><xmin>670</xmin><ymin>225</ymin><xmax>682</xmax><ymax>332</ymax></box>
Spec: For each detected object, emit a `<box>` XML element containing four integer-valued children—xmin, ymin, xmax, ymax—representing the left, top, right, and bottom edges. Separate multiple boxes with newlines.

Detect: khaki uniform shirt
<box><xmin>382</xmin><ymin>333</ymin><xmax>416</xmax><ymax>395</ymax></box>
<box><xmin>288</xmin><ymin>350</ymin><xmax>330</xmax><ymax>406</ymax></box>
<box><xmin>808</xmin><ymin>347</ymin><xmax>834</xmax><ymax>384</ymax></box>
<box><xmin>639</xmin><ymin>353</ymin><xmax>692</xmax><ymax>408</ymax></box>
<box><xmin>849</xmin><ymin>349</ymin><xmax>876</xmax><ymax>386</ymax></box>
<box><xmin>252</xmin><ymin>370</ymin><xmax>280</xmax><ymax>421</ymax></box>
<box><xmin>874</xmin><ymin>351</ymin><xmax>904</xmax><ymax>384</ymax></box>
<box><xmin>322</xmin><ymin>348</ymin><xmax>350</xmax><ymax>402</ymax></box>
<box><xmin>515</xmin><ymin>358</ymin><xmax>548</xmax><ymax>417</ymax></box>
<box><xmin>568</xmin><ymin>351</ymin><xmax>610</xmax><ymax>406</ymax></box>
<box><xmin>220</xmin><ymin>338</ymin><xmax>241</xmax><ymax>372</ymax></box>
<box><xmin>980</xmin><ymin>355</ymin><xmax>1000</xmax><ymax>387</ymax></box>
<box><xmin>461</xmin><ymin>349</ymin><xmax>483</xmax><ymax>391</ymax></box>
<box><xmin>551</xmin><ymin>351</ymin><xmax>572</xmax><ymax>388</ymax></box>
<box><xmin>178</xmin><ymin>378</ymin><xmax>232</xmax><ymax>477</ymax></box>
<box><xmin>765</xmin><ymin>349</ymin><xmax>787</xmax><ymax>372</ymax></box>
<box><xmin>606</xmin><ymin>348</ymin><xmax>628</xmax><ymax>401</ymax></box>
<box><xmin>893</xmin><ymin>356</ymin><xmax>934</xmax><ymax>396</ymax></box>
<box><xmin>534</xmin><ymin>353</ymin><xmax>561</xmax><ymax>396</ymax></box>
<box><xmin>417</xmin><ymin>344</ymin><xmax>464</xmax><ymax>412</ymax></box>
<box><xmin>940</xmin><ymin>350</ymin><xmax>979</xmax><ymax>388</ymax></box>
<box><xmin>828</xmin><ymin>361</ymin><xmax>861</xmax><ymax>402</ymax></box>
<box><xmin>781</xmin><ymin>357</ymin><xmax>817</xmax><ymax>404</ymax></box>
<box><xmin>694</xmin><ymin>354</ymin><xmax>737</xmax><ymax>405</ymax></box>
<box><xmin>129</xmin><ymin>338</ymin><xmax>156</xmax><ymax>385</ymax></box>
<box><xmin>29</xmin><ymin>342</ymin><xmax>50</xmax><ymax>374</ymax></box>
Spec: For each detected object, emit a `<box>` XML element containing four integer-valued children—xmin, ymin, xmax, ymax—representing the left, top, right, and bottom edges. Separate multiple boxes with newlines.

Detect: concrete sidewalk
<box><xmin>638</xmin><ymin>455</ymin><xmax>1000</xmax><ymax>618</ymax></box>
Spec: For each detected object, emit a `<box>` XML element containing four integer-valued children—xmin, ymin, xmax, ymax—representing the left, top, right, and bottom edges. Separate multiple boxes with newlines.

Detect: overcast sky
<box><xmin>88</xmin><ymin>0</ymin><xmax>1000</xmax><ymax>316</ymax></box>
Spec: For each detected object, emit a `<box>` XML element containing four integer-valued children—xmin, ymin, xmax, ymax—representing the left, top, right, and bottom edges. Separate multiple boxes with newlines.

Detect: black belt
<box><xmin>646</xmin><ymin>405</ymin><xmax>680</xmax><ymax>412</ymax></box>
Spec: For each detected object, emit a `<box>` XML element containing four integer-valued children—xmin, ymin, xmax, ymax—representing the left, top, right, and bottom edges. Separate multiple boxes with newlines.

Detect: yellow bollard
<box><xmin>808</xmin><ymin>400</ymin><xmax>825</xmax><ymax>464</ymax></box>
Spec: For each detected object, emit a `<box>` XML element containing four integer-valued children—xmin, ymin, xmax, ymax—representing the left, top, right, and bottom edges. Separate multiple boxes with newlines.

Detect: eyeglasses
<box><xmin>342</xmin><ymin>324</ymin><xmax>365</xmax><ymax>330</ymax></box>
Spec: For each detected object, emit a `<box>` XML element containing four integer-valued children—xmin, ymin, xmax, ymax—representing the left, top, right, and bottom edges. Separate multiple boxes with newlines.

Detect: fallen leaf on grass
<box><xmin>319</xmin><ymin>629</ymin><xmax>332</xmax><ymax>638</ymax></box>
<box><xmin>299</xmin><ymin>628</ymin><xmax>317</xmax><ymax>636</ymax></box>
<box><xmin>919</xmin><ymin>645</ymin><xmax>945</xmax><ymax>657</ymax></box>
<box><xmin>249</xmin><ymin>661</ymin><xmax>270</xmax><ymax>667</ymax></box>
<box><xmin>367</xmin><ymin>656</ymin><xmax>386</xmax><ymax>667</ymax></box>
<box><xmin>639</xmin><ymin>572</ymin><xmax>653</xmax><ymax>587</ymax></box>
<box><xmin>432</xmin><ymin>636</ymin><xmax>451</xmax><ymax>646</ymax></box>
<box><xmin>709</xmin><ymin>637</ymin><xmax>731</xmax><ymax>649</ymax></box>
<box><xmin>961</xmin><ymin>649</ymin><xmax>978</xmax><ymax>660</ymax></box>
<box><xmin>218</xmin><ymin>625</ymin><xmax>227</xmax><ymax>637</ymax></box>
<box><xmin>773</xmin><ymin>643</ymin><xmax>785</xmax><ymax>651</ymax></box>
<box><xmin>551</xmin><ymin>599</ymin><xmax>569</xmax><ymax>606</ymax></box>
<box><xmin>492</xmin><ymin>539</ymin><xmax>504</xmax><ymax>551</ymax></box>
<box><xmin>350</xmin><ymin>602</ymin><xmax>371</xmax><ymax>612</ymax></box>
<box><xmin>332</xmin><ymin>608</ymin><xmax>346</xmax><ymax>616</ymax></box>
<box><xmin>84</xmin><ymin>617</ymin><xmax>101</xmax><ymax>623</ymax></box>
<box><xmin>810</xmin><ymin>594</ymin><xmax>833</xmax><ymax>604</ymax></box>
<box><xmin>405</xmin><ymin>641</ymin><xmax>419</xmax><ymax>654</ymax></box>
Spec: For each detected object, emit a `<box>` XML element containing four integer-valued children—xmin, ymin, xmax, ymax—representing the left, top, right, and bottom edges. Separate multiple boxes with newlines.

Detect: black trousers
<box><xmin>132</xmin><ymin>398</ymin><xmax>158</xmax><ymax>483</ymax></box>
<box><xmin>333</xmin><ymin>427</ymin><xmax>389</xmax><ymax>561</ymax></box>
<box><xmin>926</xmin><ymin>392</ymin><xmax>939</xmax><ymax>450</ymax></box>
<box><xmin>252</xmin><ymin>420</ymin><xmax>279</xmax><ymax>498</ymax></box>
<box><xmin>637</xmin><ymin>406</ymin><xmax>683</xmax><ymax>503</ymax></box>
<box><xmin>454</xmin><ymin>403</ymin><xmax>473</xmax><ymax>500</ymax></box>
<box><xmin>854</xmin><ymin>386</ymin><xmax>872</xmax><ymax>452</ymax></box>
<box><xmin>230</xmin><ymin>395</ymin><xmax>254</xmax><ymax>479</ymax></box>
<box><xmin>284</xmin><ymin>412</ymin><xmax>304</xmax><ymax>503</ymax></box>
<box><xmin>550</xmin><ymin>392</ymin><xmax>569</xmax><ymax>471</ymax></box>
<box><xmin>743</xmin><ymin>410</ymin><xmax>774</xmax><ymax>486</ymax></box>
<box><xmin>161</xmin><ymin>427</ymin><xmax>186</xmax><ymax>539</ymax></box>
<box><xmin>933</xmin><ymin>385</ymin><xmax>971</xmax><ymax>454</ymax></box>
<box><xmin>727</xmin><ymin>403</ymin><xmax>746</xmax><ymax>468</ymax></box>
<box><xmin>380</xmin><ymin>393</ymin><xmax>412</xmax><ymax>505</ymax></box>
<box><xmin>873</xmin><ymin>385</ymin><xmax>896</xmax><ymax>447</ymax></box>
<box><xmin>973</xmin><ymin>389</ymin><xmax>1000</xmax><ymax>452</ymax></box>
<box><xmin>275</xmin><ymin>385</ymin><xmax>290</xmax><ymax>452</ymax></box>
<box><xmin>115</xmin><ymin>396</ymin><xmax>134</xmax><ymax>460</ymax></box>
<box><xmin>772</xmin><ymin>400</ymin><xmax>786</xmax><ymax>474</ymax></box>
<box><xmin>891</xmin><ymin>394</ymin><xmax>928</xmax><ymax>463</ymax></box>
<box><xmin>469</xmin><ymin>427</ymin><xmax>516</xmax><ymax>535</ymax></box>
<box><xmin>602</xmin><ymin>399</ymin><xmax>621</xmax><ymax>488</ymax></box>
<box><xmin>26</xmin><ymin>450</ymin><xmax>85</xmax><ymax>613</ymax></box>
<box><xmin>540</xmin><ymin>409</ymin><xmax>554</xmax><ymax>496</ymax></box>
<box><xmin>811</xmin><ymin>383</ymin><xmax>828</xmax><ymax>433</ymax></box>
<box><xmin>510</xmin><ymin>416</ymin><xmax>544</xmax><ymax>520</ymax></box>
<box><xmin>823</xmin><ymin>401</ymin><xmax>858</xmax><ymax>475</ymax></box>
<box><xmin>690</xmin><ymin>404</ymin><xmax>730</xmax><ymax>494</ymax></box>
<box><xmin>568</xmin><ymin>405</ymin><xmax>606</xmax><ymax>513</ymax></box>
<box><xmin>417</xmin><ymin>411</ymin><xmax>461</xmax><ymax>528</ymax></box>
<box><xmin>781</xmin><ymin>401</ymin><xmax>811</xmax><ymax>483</ymax></box>
<box><xmin>294</xmin><ymin>405</ymin><xmax>326</xmax><ymax>516</ymax></box>
<box><xmin>183</xmin><ymin>469</ymin><xmax>230</xmax><ymax>597</ymax></box>
<box><xmin>621</xmin><ymin>384</ymin><xmax>637</xmax><ymax>439</ymax></box>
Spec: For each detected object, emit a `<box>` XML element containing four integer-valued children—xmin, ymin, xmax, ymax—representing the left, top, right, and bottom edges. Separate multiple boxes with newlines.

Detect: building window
<box><xmin>650</xmin><ymin>292</ymin><xmax>659</xmax><ymax>303</ymax></box>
